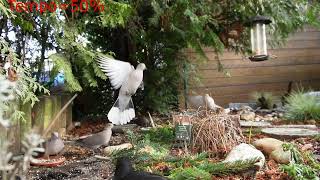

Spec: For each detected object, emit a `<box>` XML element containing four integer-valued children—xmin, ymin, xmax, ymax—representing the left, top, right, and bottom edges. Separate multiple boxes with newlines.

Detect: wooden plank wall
<box><xmin>186</xmin><ymin>26</ymin><xmax>320</xmax><ymax>107</ymax></box>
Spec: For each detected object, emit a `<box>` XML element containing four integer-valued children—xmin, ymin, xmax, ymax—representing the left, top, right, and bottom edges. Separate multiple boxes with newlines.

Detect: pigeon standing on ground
<box><xmin>97</xmin><ymin>55</ymin><xmax>146</xmax><ymax>125</ymax></box>
<box><xmin>44</xmin><ymin>132</ymin><xmax>65</xmax><ymax>158</ymax></box>
<box><xmin>75</xmin><ymin>123</ymin><xmax>113</xmax><ymax>149</ymax></box>
<box><xmin>113</xmin><ymin>157</ymin><xmax>168</xmax><ymax>180</ymax></box>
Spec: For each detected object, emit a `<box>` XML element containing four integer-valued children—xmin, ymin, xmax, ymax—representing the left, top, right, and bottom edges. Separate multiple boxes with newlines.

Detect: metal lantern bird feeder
<box><xmin>246</xmin><ymin>16</ymin><xmax>272</xmax><ymax>61</ymax></box>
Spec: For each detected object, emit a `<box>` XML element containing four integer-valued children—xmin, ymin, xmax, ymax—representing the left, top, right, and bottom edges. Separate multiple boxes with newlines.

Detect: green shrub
<box><xmin>251</xmin><ymin>92</ymin><xmax>275</xmax><ymax>109</ymax></box>
<box><xmin>143</xmin><ymin>126</ymin><xmax>174</xmax><ymax>145</ymax></box>
<box><xmin>281</xmin><ymin>143</ymin><xmax>320</xmax><ymax>180</ymax></box>
<box><xmin>284</xmin><ymin>90</ymin><xmax>320</xmax><ymax>121</ymax></box>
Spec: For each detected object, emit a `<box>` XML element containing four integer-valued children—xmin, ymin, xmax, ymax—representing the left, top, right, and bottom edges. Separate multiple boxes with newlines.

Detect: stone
<box><xmin>305</xmin><ymin>91</ymin><xmax>320</xmax><ymax>97</ymax></box>
<box><xmin>252</xmin><ymin>138</ymin><xmax>284</xmax><ymax>155</ymax></box>
<box><xmin>274</xmin><ymin>124</ymin><xmax>318</xmax><ymax>129</ymax></box>
<box><xmin>263</xmin><ymin>116</ymin><xmax>274</xmax><ymax>121</ymax></box>
<box><xmin>261</xmin><ymin>128</ymin><xmax>319</xmax><ymax>138</ymax></box>
<box><xmin>223</xmin><ymin>143</ymin><xmax>265</xmax><ymax>170</ymax></box>
<box><xmin>104</xmin><ymin>143</ymin><xmax>133</xmax><ymax>155</ymax></box>
<box><xmin>278</xmin><ymin>113</ymin><xmax>284</xmax><ymax>118</ymax></box>
<box><xmin>240</xmin><ymin>105</ymin><xmax>254</xmax><ymax>111</ymax></box>
<box><xmin>229</xmin><ymin>103</ymin><xmax>257</xmax><ymax>110</ymax></box>
<box><xmin>269</xmin><ymin>148</ymin><xmax>291</xmax><ymax>164</ymax></box>
<box><xmin>240</xmin><ymin>112</ymin><xmax>255</xmax><ymax>121</ymax></box>
<box><xmin>240</xmin><ymin>121</ymin><xmax>272</xmax><ymax>128</ymax></box>
<box><xmin>255</xmin><ymin>109</ymin><xmax>272</xmax><ymax>114</ymax></box>
<box><xmin>306</xmin><ymin>120</ymin><xmax>317</xmax><ymax>125</ymax></box>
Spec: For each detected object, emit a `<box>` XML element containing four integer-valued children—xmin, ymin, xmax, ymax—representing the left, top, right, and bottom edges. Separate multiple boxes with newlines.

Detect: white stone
<box><xmin>223</xmin><ymin>143</ymin><xmax>265</xmax><ymax>170</ymax></box>
<box><xmin>240</xmin><ymin>112</ymin><xmax>255</xmax><ymax>121</ymax></box>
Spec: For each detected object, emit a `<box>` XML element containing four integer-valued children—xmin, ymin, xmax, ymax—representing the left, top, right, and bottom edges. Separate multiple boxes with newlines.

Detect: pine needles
<box><xmin>191</xmin><ymin>111</ymin><xmax>244</xmax><ymax>155</ymax></box>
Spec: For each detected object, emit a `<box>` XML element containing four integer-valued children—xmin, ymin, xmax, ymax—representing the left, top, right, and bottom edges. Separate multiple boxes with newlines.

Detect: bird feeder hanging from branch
<box><xmin>245</xmin><ymin>16</ymin><xmax>272</xmax><ymax>61</ymax></box>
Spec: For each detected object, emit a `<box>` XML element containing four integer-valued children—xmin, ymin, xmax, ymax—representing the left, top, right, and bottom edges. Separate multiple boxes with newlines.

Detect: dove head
<box><xmin>105</xmin><ymin>123</ymin><xmax>114</xmax><ymax>129</ymax></box>
<box><xmin>136</xmin><ymin>63</ymin><xmax>146</xmax><ymax>71</ymax></box>
<box><xmin>51</xmin><ymin>132</ymin><xmax>59</xmax><ymax>139</ymax></box>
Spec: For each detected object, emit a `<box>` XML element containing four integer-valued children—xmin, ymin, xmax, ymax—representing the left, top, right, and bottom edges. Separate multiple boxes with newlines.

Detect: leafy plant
<box><xmin>0</xmin><ymin>38</ymin><xmax>49</xmax><ymax>123</ymax></box>
<box><xmin>284</xmin><ymin>89</ymin><xmax>320</xmax><ymax>121</ymax></box>
<box><xmin>143</xmin><ymin>126</ymin><xmax>174</xmax><ymax>145</ymax></box>
<box><xmin>251</xmin><ymin>92</ymin><xmax>275</xmax><ymax>109</ymax></box>
<box><xmin>281</xmin><ymin>163</ymin><xmax>319</xmax><ymax>180</ymax></box>
<box><xmin>281</xmin><ymin>143</ymin><xmax>320</xmax><ymax>180</ymax></box>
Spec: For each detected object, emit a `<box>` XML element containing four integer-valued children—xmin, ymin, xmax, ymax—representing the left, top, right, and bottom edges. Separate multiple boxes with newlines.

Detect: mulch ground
<box><xmin>27</xmin><ymin>118</ymin><xmax>319</xmax><ymax>180</ymax></box>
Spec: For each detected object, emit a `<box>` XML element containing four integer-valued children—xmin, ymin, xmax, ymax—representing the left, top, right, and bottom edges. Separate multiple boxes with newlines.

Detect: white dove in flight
<box><xmin>97</xmin><ymin>55</ymin><xmax>146</xmax><ymax>125</ymax></box>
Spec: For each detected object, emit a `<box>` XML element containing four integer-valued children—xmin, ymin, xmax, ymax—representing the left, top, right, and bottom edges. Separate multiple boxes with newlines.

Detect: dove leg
<box><xmin>43</xmin><ymin>152</ymin><xmax>50</xmax><ymax>159</ymax></box>
<box><xmin>56</xmin><ymin>148</ymin><xmax>65</xmax><ymax>158</ymax></box>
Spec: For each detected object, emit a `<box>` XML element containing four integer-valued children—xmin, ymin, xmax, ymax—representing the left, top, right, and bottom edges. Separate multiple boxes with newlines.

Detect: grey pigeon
<box><xmin>113</xmin><ymin>157</ymin><xmax>168</xmax><ymax>180</ymax></box>
<box><xmin>97</xmin><ymin>55</ymin><xmax>146</xmax><ymax>125</ymax></box>
<box><xmin>44</xmin><ymin>132</ymin><xmax>65</xmax><ymax>158</ymax></box>
<box><xmin>188</xmin><ymin>94</ymin><xmax>222</xmax><ymax>110</ymax></box>
<box><xmin>75</xmin><ymin>123</ymin><xmax>113</xmax><ymax>149</ymax></box>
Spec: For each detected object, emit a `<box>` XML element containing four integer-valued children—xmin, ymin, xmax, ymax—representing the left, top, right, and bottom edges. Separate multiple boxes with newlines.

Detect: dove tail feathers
<box><xmin>108</xmin><ymin>98</ymin><xmax>135</xmax><ymax>125</ymax></box>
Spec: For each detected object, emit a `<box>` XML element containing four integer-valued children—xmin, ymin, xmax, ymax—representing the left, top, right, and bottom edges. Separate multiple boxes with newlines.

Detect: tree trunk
<box><xmin>36</xmin><ymin>23</ymin><xmax>49</xmax><ymax>81</ymax></box>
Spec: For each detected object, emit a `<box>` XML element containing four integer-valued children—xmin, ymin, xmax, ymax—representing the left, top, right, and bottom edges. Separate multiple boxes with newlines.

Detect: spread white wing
<box><xmin>97</xmin><ymin>55</ymin><xmax>134</xmax><ymax>89</ymax></box>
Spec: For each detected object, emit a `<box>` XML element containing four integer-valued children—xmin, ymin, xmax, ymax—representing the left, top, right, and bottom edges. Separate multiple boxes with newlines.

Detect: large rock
<box><xmin>252</xmin><ymin>138</ymin><xmax>292</xmax><ymax>164</ymax></box>
<box><xmin>223</xmin><ymin>143</ymin><xmax>265</xmax><ymax>170</ymax></box>
<box><xmin>252</xmin><ymin>138</ymin><xmax>284</xmax><ymax>155</ymax></box>
<box><xmin>240</xmin><ymin>112</ymin><xmax>256</xmax><ymax>121</ymax></box>
<box><xmin>270</xmin><ymin>148</ymin><xmax>291</xmax><ymax>164</ymax></box>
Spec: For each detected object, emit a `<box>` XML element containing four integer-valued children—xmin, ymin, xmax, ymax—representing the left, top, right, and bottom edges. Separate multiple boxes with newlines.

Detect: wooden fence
<box><xmin>0</xmin><ymin>94</ymin><xmax>73</xmax><ymax>153</ymax></box>
<box><xmin>184</xmin><ymin>26</ymin><xmax>320</xmax><ymax>107</ymax></box>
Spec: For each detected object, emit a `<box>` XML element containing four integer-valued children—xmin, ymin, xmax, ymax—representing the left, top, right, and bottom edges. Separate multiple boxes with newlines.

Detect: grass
<box><xmin>284</xmin><ymin>89</ymin><xmax>320</xmax><ymax>121</ymax></box>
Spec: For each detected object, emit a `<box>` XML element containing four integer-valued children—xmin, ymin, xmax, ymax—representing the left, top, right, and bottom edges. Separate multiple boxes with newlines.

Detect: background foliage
<box><xmin>1</xmin><ymin>0</ymin><xmax>320</xmax><ymax>116</ymax></box>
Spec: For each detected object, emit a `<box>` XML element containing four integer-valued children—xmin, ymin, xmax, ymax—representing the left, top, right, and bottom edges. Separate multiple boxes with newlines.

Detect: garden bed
<box><xmin>27</xmin><ymin>116</ymin><xmax>320</xmax><ymax>179</ymax></box>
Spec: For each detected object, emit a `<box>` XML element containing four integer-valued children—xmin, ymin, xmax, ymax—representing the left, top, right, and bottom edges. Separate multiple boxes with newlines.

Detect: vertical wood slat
<box><xmin>2</xmin><ymin>94</ymin><xmax>74</xmax><ymax>153</ymax></box>
<box><xmin>33</xmin><ymin>96</ymin><xmax>45</xmax><ymax>133</ymax></box>
<box><xmin>20</xmin><ymin>102</ymin><xmax>32</xmax><ymax>145</ymax></box>
<box><xmin>62</xmin><ymin>94</ymin><xmax>72</xmax><ymax>134</ymax></box>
